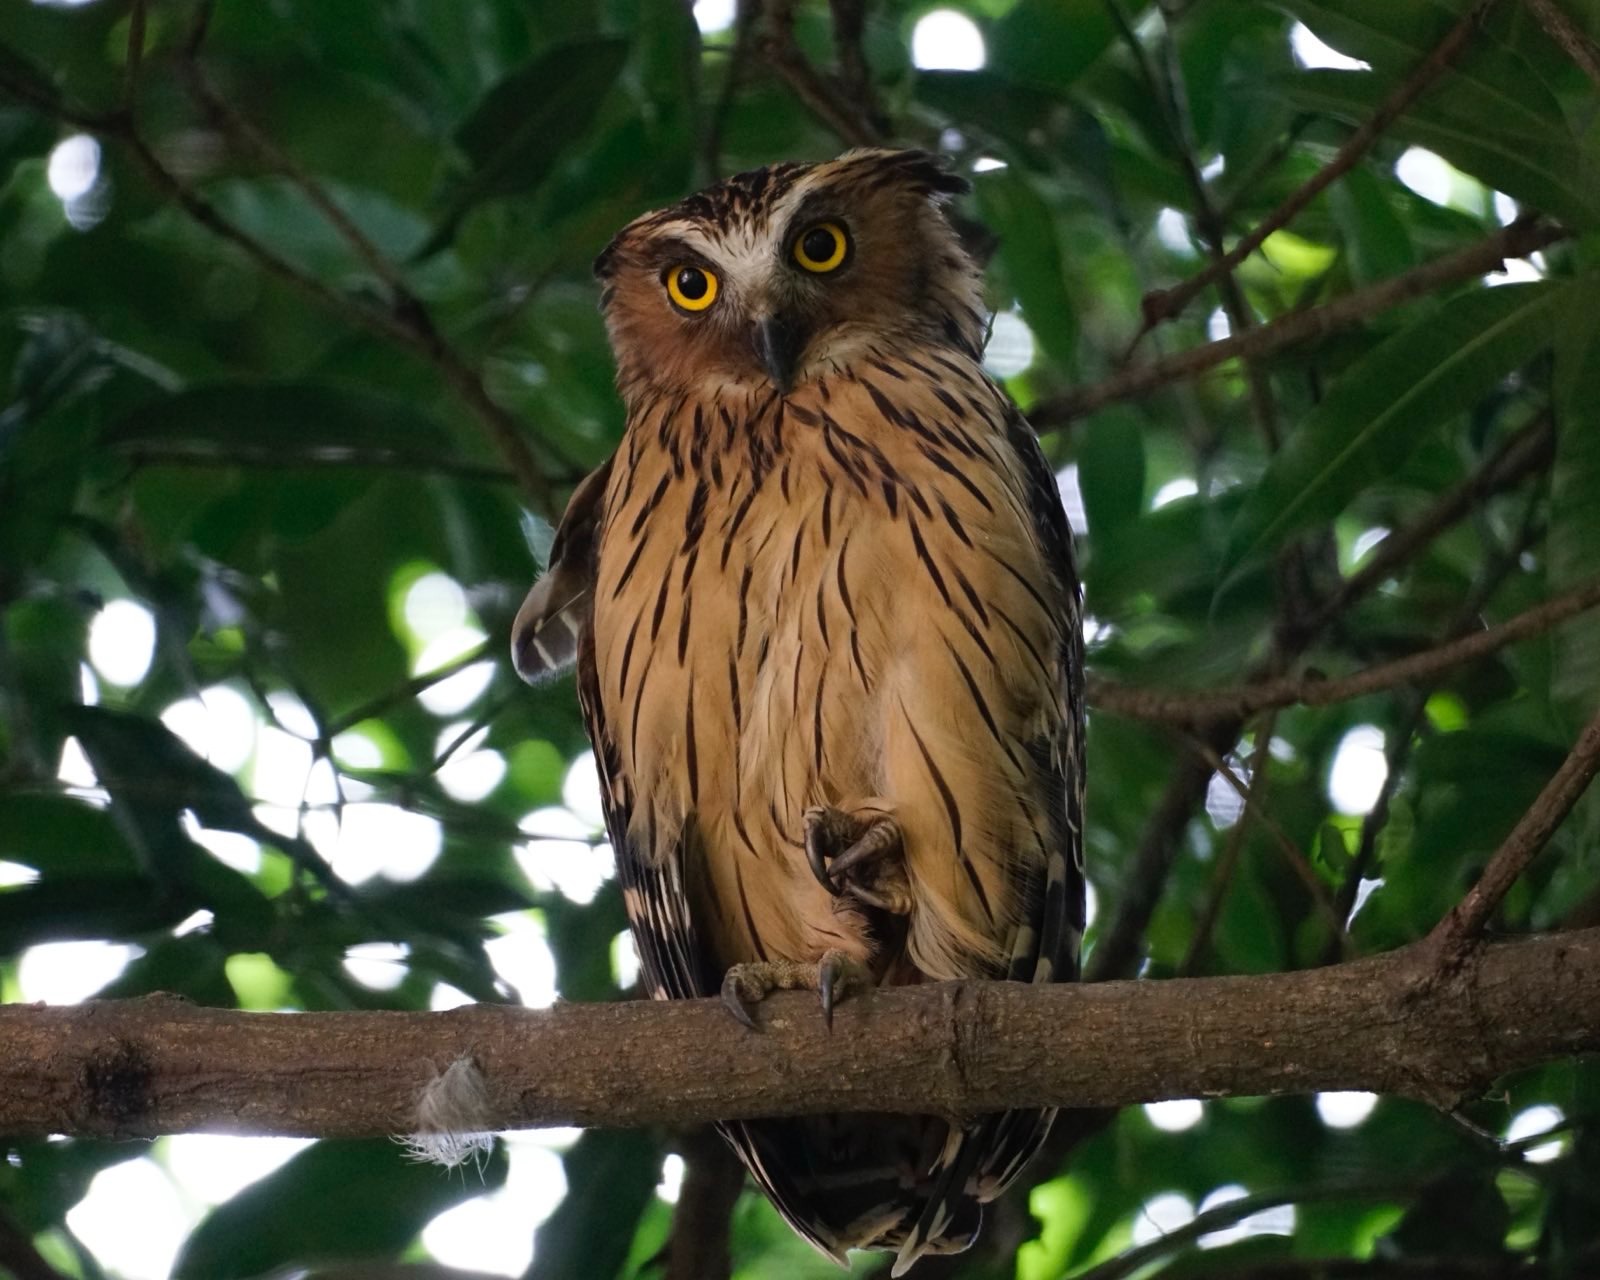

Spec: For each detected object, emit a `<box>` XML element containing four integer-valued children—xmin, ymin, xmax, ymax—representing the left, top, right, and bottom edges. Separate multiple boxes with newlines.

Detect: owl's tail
<box><xmin>721</xmin><ymin>1106</ymin><xmax>1053</xmax><ymax>1271</ymax></box>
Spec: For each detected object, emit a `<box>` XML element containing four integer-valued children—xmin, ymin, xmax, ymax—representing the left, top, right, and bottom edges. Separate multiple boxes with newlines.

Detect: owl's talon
<box><xmin>804</xmin><ymin>806</ymin><xmax>847</xmax><ymax>896</ymax></box>
<box><xmin>828</xmin><ymin>818</ymin><xmax>902</xmax><ymax>880</ymax></box>
<box><xmin>805</xmin><ymin>804</ymin><xmax>908</xmax><ymax>915</ymax></box>
<box><xmin>818</xmin><ymin>949</ymin><xmax>871</xmax><ymax>1028</ymax></box>
<box><xmin>720</xmin><ymin>968</ymin><xmax>760</xmax><ymax>1030</ymax></box>
<box><xmin>719</xmin><ymin>952</ymin><xmax>871</xmax><ymax>1031</ymax></box>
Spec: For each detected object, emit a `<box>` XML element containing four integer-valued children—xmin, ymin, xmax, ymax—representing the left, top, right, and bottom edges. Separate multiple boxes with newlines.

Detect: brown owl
<box><xmin>512</xmin><ymin>148</ymin><xmax>1084</xmax><ymax>1273</ymax></box>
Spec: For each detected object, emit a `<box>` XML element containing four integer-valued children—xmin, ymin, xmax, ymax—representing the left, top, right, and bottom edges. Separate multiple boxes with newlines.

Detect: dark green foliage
<box><xmin>1</xmin><ymin>0</ymin><xmax>1597</xmax><ymax>1277</ymax></box>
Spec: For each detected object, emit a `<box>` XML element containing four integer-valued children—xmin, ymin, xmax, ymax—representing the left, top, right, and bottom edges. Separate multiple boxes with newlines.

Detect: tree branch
<box><xmin>1430</xmin><ymin>701</ymin><xmax>1600</xmax><ymax>965</ymax></box>
<box><xmin>1089</xmin><ymin>574</ymin><xmax>1600</xmax><ymax>725</ymax></box>
<box><xmin>1300</xmin><ymin>409</ymin><xmax>1554</xmax><ymax>636</ymax></box>
<box><xmin>1523</xmin><ymin>0</ymin><xmax>1600</xmax><ymax>87</ymax></box>
<box><xmin>6</xmin><ymin>931</ymin><xmax>1594</xmax><ymax>1139</ymax></box>
<box><xmin>666</xmin><ymin>1129</ymin><xmax>743</xmax><ymax>1280</ymax></box>
<box><xmin>759</xmin><ymin>0</ymin><xmax>883</xmax><ymax>146</ymax></box>
<box><xmin>1032</xmin><ymin>217</ymin><xmax>1568</xmax><ymax>429</ymax></box>
<box><xmin>1132</xmin><ymin>0</ymin><xmax>1500</xmax><ymax>337</ymax></box>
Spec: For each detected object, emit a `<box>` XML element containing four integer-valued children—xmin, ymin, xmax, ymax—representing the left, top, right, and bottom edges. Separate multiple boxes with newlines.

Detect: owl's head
<box><xmin>595</xmin><ymin>149</ymin><xmax>984</xmax><ymax>398</ymax></box>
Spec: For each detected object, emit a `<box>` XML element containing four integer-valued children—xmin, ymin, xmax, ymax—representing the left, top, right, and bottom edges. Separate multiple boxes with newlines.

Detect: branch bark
<box><xmin>1524</xmin><ymin>0</ymin><xmax>1600</xmax><ymax>87</ymax></box>
<box><xmin>3</xmin><ymin>929</ymin><xmax>1597</xmax><ymax>1139</ymax></box>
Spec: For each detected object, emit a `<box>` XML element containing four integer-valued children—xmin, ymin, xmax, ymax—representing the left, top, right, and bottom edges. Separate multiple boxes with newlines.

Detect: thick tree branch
<box><xmin>1132</xmin><ymin>0</ymin><xmax>1500</xmax><ymax>336</ymax></box>
<box><xmin>1032</xmin><ymin>217</ymin><xmax>1568</xmax><ymax>428</ymax></box>
<box><xmin>3</xmin><ymin>930</ymin><xmax>1596</xmax><ymax>1139</ymax></box>
<box><xmin>1089</xmin><ymin>574</ymin><xmax>1600</xmax><ymax>725</ymax></box>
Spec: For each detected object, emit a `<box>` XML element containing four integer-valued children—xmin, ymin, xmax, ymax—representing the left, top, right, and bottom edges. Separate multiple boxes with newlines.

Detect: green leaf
<box><xmin>62</xmin><ymin>705</ymin><xmax>334</xmax><ymax>936</ymax></box>
<box><xmin>1549</xmin><ymin>268</ymin><xmax>1600</xmax><ymax>732</ymax></box>
<box><xmin>988</xmin><ymin>0</ymin><xmax>1119</xmax><ymax>93</ymax></box>
<box><xmin>418</xmin><ymin>38</ymin><xmax>631</xmax><ymax>258</ymax></box>
<box><xmin>0</xmin><ymin>42</ymin><xmax>61</xmax><ymax>112</ymax></box>
<box><xmin>173</xmin><ymin>1139</ymin><xmax>505</xmax><ymax>1280</ymax></box>
<box><xmin>0</xmin><ymin>793</ymin><xmax>140</xmax><ymax>876</ymax></box>
<box><xmin>1076</xmin><ymin>408</ymin><xmax>1145</xmax><ymax>540</ymax></box>
<box><xmin>1222</xmin><ymin>281</ymin><xmax>1564</xmax><ymax>583</ymax></box>
<box><xmin>1259</xmin><ymin>69</ymin><xmax>1598</xmax><ymax>227</ymax></box>
<box><xmin>974</xmin><ymin>170</ymin><xmax>1078</xmax><ymax>369</ymax></box>
<box><xmin>1276</xmin><ymin>0</ymin><xmax>1571</xmax><ymax>136</ymax></box>
<box><xmin>1329</xmin><ymin>166</ymin><xmax>1415</xmax><ymax>285</ymax></box>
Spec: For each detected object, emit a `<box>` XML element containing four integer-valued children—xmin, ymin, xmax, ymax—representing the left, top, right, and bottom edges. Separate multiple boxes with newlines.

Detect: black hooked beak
<box><xmin>754</xmin><ymin>312</ymin><xmax>805</xmax><ymax>394</ymax></box>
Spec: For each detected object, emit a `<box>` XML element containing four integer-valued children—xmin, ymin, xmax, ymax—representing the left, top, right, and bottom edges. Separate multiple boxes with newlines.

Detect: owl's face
<box><xmin>595</xmin><ymin>149</ymin><xmax>985</xmax><ymax>398</ymax></box>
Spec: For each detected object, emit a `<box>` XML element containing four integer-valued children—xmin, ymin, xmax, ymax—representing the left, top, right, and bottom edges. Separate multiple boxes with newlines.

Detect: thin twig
<box><xmin>123</xmin><ymin>0</ymin><xmax>148</xmax><ymax>109</ymax></box>
<box><xmin>1088</xmin><ymin>732</ymin><xmax>1228</xmax><ymax>981</ymax></box>
<box><xmin>1090</xmin><ymin>575</ymin><xmax>1600</xmax><ymax>724</ymax></box>
<box><xmin>1075</xmin><ymin>1181</ymin><xmax>1423</xmax><ymax>1280</ymax></box>
<box><xmin>702</xmin><ymin>0</ymin><xmax>760</xmax><ymax>180</ymax></box>
<box><xmin>325</xmin><ymin>641</ymin><xmax>494</xmax><ymax>738</ymax></box>
<box><xmin>1182</xmin><ymin>730</ymin><xmax>1351</xmax><ymax>955</ymax></box>
<box><xmin>1032</xmin><ymin>216</ymin><xmax>1568</xmax><ymax>428</ymax></box>
<box><xmin>1430</xmin><ymin>702</ymin><xmax>1600</xmax><ymax>965</ymax></box>
<box><xmin>1325</xmin><ymin>696</ymin><xmax>1423</xmax><ymax>958</ymax></box>
<box><xmin>1131</xmin><ymin>0</ymin><xmax>1501</xmax><ymax>339</ymax></box>
<box><xmin>0</xmin><ymin>45</ymin><xmax>556</xmax><ymax>511</ymax></box>
<box><xmin>1183</xmin><ymin>712</ymin><xmax>1279</xmax><ymax>973</ymax></box>
<box><xmin>760</xmin><ymin>0</ymin><xmax>883</xmax><ymax>146</ymax></box>
<box><xmin>1118</xmin><ymin>0</ymin><xmax>1284</xmax><ymax>450</ymax></box>
<box><xmin>828</xmin><ymin>0</ymin><xmax>884</xmax><ymax>134</ymax></box>
<box><xmin>1524</xmin><ymin>0</ymin><xmax>1600</xmax><ymax>86</ymax></box>
<box><xmin>179</xmin><ymin>61</ymin><xmax>420</xmax><ymax>309</ymax></box>
<box><xmin>1301</xmin><ymin>410</ymin><xmax>1554</xmax><ymax>635</ymax></box>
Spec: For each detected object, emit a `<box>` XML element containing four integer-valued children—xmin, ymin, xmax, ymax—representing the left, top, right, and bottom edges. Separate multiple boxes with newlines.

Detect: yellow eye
<box><xmin>666</xmin><ymin>265</ymin><xmax>718</xmax><ymax>312</ymax></box>
<box><xmin>793</xmin><ymin>221</ymin><xmax>849</xmax><ymax>273</ymax></box>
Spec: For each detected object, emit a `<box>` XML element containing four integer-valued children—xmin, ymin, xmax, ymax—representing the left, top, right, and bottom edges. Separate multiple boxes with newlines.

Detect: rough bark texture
<box><xmin>1</xmin><ymin>929</ymin><xmax>1596</xmax><ymax>1140</ymax></box>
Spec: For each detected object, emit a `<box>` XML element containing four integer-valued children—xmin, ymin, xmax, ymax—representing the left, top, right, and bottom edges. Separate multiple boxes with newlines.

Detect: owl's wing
<box><xmin>894</xmin><ymin>406</ymin><xmax>1086</xmax><ymax>1276</ymax></box>
<box><xmin>511</xmin><ymin>458</ymin><xmax>614</xmax><ymax>684</ymax></box>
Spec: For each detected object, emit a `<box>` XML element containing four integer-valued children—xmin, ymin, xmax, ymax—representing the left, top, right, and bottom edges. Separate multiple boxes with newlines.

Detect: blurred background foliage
<box><xmin>1</xmin><ymin>0</ymin><xmax>1598</xmax><ymax>1277</ymax></box>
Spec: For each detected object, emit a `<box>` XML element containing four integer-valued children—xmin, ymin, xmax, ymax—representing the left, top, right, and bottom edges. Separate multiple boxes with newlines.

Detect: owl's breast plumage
<box><xmin>590</xmin><ymin>347</ymin><xmax>1069</xmax><ymax>986</ymax></box>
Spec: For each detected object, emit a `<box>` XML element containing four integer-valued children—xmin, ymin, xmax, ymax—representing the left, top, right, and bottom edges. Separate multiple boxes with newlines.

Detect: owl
<box><xmin>512</xmin><ymin>148</ymin><xmax>1084</xmax><ymax>1273</ymax></box>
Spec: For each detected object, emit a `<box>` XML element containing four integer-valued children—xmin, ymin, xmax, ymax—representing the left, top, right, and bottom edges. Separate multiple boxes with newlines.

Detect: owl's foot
<box><xmin>805</xmin><ymin>802</ymin><xmax>910</xmax><ymax>914</ymax></box>
<box><xmin>720</xmin><ymin>949</ymin><xmax>872</xmax><ymax>1030</ymax></box>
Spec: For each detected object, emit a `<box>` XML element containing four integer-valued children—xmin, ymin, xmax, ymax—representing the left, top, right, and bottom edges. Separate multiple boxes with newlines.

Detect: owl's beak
<box><xmin>754</xmin><ymin>313</ymin><xmax>804</xmax><ymax>394</ymax></box>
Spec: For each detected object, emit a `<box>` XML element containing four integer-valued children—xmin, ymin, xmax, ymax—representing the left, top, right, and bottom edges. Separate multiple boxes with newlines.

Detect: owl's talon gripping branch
<box><xmin>720</xmin><ymin>949</ymin><xmax>873</xmax><ymax>1030</ymax></box>
<box><xmin>804</xmin><ymin>803</ymin><xmax>908</xmax><ymax>913</ymax></box>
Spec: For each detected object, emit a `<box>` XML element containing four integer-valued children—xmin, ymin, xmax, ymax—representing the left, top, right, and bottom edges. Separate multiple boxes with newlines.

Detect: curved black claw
<box><xmin>819</xmin><ymin>952</ymin><xmax>844</xmax><ymax>1028</ymax></box>
<box><xmin>818</xmin><ymin>949</ymin><xmax>870</xmax><ymax>1030</ymax></box>
<box><xmin>720</xmin><ymin>968</ymin><xmax>759</xmax><ymax>1030</ymax></box>
<box><xmin>805</xmin><ymin>806</ymin><xmax>848</xmax><ymax>896</ymax></box>
<box><xmin>829</xmin><ymin>820</ymin><xmax>899</xmax><ymax>880</ymax></box>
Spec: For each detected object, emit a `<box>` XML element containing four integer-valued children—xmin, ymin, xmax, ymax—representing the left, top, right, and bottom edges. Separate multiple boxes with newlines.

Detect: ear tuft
<box><xmin>593</xmin><ymin>234</ymin><xmax>624</xmax><ymax>280</ymax></box>
<box><xmin>890</xmin><ymin>149</ymin><xmax>971</xmax><ymax>199</ymax></box>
